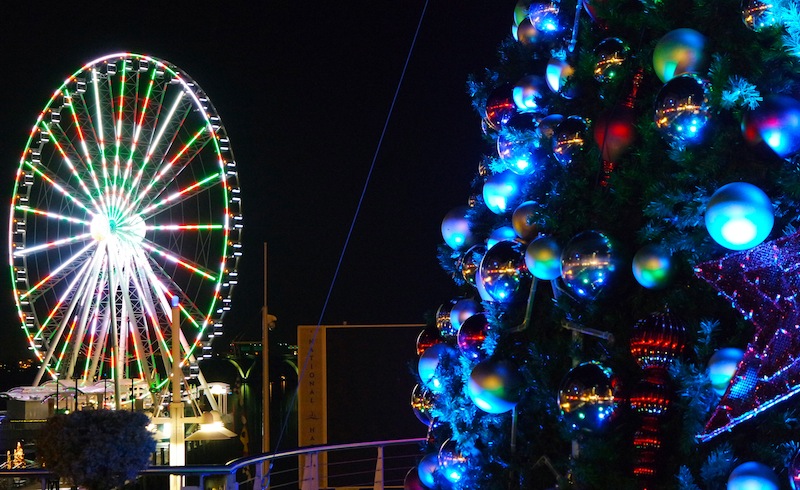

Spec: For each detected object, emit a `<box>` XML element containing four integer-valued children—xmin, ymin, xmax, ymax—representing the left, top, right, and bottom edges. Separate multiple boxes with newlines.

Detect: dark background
<box><xmin>0</xmin><ymin>2</ymin><xmax>510</xmax><ymax>357</ymax></box>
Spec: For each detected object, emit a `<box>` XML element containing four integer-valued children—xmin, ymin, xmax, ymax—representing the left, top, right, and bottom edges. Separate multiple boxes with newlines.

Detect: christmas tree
<box><xmin>408</xmin><ymin>1</ymin><xmax>800</xmax><ymax>489</ymax></box>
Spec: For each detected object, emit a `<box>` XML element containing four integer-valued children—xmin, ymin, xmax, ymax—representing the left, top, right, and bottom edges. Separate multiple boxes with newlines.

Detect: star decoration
<box><xmin>695</xmin><ymin>230</ymin><xmax>800</xmax><ymax>441</ymax></box>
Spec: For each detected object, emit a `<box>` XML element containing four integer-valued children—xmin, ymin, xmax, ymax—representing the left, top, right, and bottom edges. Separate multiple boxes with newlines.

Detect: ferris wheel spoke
<box><xmin>90</xmin><ymin>68</ymin><xmax>112</xmax><ymax>199</ymax></box>
<box><xmin>13</xmin><ymin>232</ymin><xmax>93</xmax><ymax>258</ymax></box>
<box><xmin>140</xmin><ymin>239</ymin><xmax>218</xmax><ymax>281</ymax></box>
<box><xmin>24</xmin><ymin>161</ymin><xmax>95</xmax><ymax>215</ymax></box>
<box><xmin>119</xmin><ymin>68</ymin><xmax>159</xmax><ymax>207</ymax></box>
<box><xmin>138</xmin><ymin>172</ymin><xmax>222</xmax><ymax>218</ymax></box>
<box><xmin>138</xmin><ymin>250</ymin><xmax>208</xmax><ymax>331</ymax></box>
<box><xmin>145</xmin><ymin>224</ymin><xmax>223</xmax><ymax>232</ymax></box>
<box><xmin>133</xmin><ymin>126</ymin><xmax>211</xmax><ymax>210</ymax></box>
<box><xmin>66</xmin><ymin>258</ymin><xmax>106</xmax><ymax>380</ymax></box>
<box><xmin>62</xmin><ymin>89</ymin><xmax>104</xmax><ymax>198</ymax></box>
<box><xmin>20</xmin><ymin>241</ymin><xmax>96</xmax><ymax>302</ymax></box>
<box><xmin>14</xmin><ymin>205</ymin><xmax>91</xmax><ymax>227</ymax></box>
<box><xmin>126</xmin><ymin>90</ymin><xmax>191</xmax><ymax>208</ymax></box>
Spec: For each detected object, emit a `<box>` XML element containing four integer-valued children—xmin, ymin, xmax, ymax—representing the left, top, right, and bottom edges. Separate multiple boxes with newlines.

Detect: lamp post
<box><xmin>169</xmin><ymin>295</ymin><xmax>185</xmax><ymax>490</ymax></box>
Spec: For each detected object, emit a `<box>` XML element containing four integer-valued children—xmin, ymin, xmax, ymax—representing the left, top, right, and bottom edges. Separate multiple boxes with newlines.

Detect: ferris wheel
<box><xmin>8</xmin><ymin>53</ymin><xmax>242</xmax><ymax>391</ymax></box>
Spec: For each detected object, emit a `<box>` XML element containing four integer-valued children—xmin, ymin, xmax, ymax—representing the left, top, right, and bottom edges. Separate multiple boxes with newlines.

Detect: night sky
<box><xmin>0</xmin><ymin>3</ymin><xmax>510</xmax><ymax>359</ymax></box>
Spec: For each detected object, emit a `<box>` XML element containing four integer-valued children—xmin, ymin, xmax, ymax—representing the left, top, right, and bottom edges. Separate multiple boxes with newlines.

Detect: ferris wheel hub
<box><xmin>90</xmin><ymin>214</ymin><xmax>114</xmax><ymax>242</ymax></box>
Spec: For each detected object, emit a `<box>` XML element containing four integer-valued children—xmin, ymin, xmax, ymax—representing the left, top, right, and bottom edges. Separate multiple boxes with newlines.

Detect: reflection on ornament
<box><xmin>742</xmin><ymin>0</ymin><xmax>778</xmax><ymax>31</ymax></box>
<box><xmin>458</xmin><ymin>313</ymin><xmax>489</xmax><ymax>361</ymax></box>
<box><xmin>439</xmin><ymin>439</ymin><xmax>468</xmax><ymax>483</ymax></box>
<box><xmin>652</xmin><ymin>28</ymin><xmax>707</xmax><ymax>83</ymax></box>
<box><xmin>654</xmin><ymin>74</ymin><xmax>710</xmax><ymax>145</ymax></box>
<box><xmin>705</xmin><ymin>182</ymin><xmax>773</xmax><ymax>250</ymax></box>
<box><xmin>482</xmin><ymin>171</ymin><xmax>526</xmax><ymax>215</ymax></box>
<box><xmin>594</xmin><ymin>37</ymin><xmax>630</xmax><ymax>82</ymax></box>
<box><xmin>630</xmin><ymin>370</ymin><xmax>672</xmax><ymax>416</ymax></box>
<box><xmin>695</xmin><ymin>230</ymin><xmax>800</xmax><ymax>440</ymax></box>
<box><xmin>474</xmin><ymin>267</ymin><xmax>494</xmax><ymax>302</ymax></box>
<box><xmin>727</xmin><ymin>462</ymin><xmax>779</xmax><ymax>490</ymax></box>
<box><xmin>561</xmin><ymin>230</ymin><xmax>620</xmax><ymax>300</ymax></box>
<box><xmin>468</xmin><ymin>358</ymin><xmax>525</xmax><ymax>413</ymax></box>
<box><xmin>528</xmin><ymin>0</ymin><xmax>561</xmax><ymax>33</ymax></box>
<box><xmin>441</xmin><ymin>206</ymin><xmax>475</xmax><ymax>250</ymax></box>
<box><xmin>416</xmin><ymin>325</ymin><xmax>443</xmax><ymax>356</ymax></box>
<box><xmin>513</xmin><ymin>75</ymin><xmax>548</xmax><ymax>114</ymax></box>
<box><xmin>632</xmin><ymin>244</ymin><xmax>673</xmax><ymax>289</ymax></box>
<box><xmin>485</xmin><ymin>85</ymin><xmax>516</xmax><ymax>130</ymax></box>
<box><xmin>488</xmin><ymin>226</ymin><xmax>519</xmax><ymax>249</ymax></box>
<box><xmin>411</xmin><ymin>384</ymin><xmax>435</xmax><ymax>426</ymax></box>
<box><xmin>479</xmin><ymin>240</ymin><xmax>531</xmax><ymax>303</ymax></box>
<box><xmin>546</xmin><ymin>58</ymin><xmax>576</xmax><ymax>98</ymax></box>
<box><xmin>512</xmin><ymin>201</ymin><xmax>541</xmax><ymax>240</ymax></box>
<box><xmin>525</xmin><ymin>236</ymin><xmax>562</xmax><ymax>280</ymax></box>
<box><xmin>513</xmin><ymin>18</ymin><xmax>542</xmax><ymax>46</ymax></box>
<box><xmin>436</xmin><ymin>302</ymin><xmax>457</xmax><ymax>337</ymax></box>
<box><xmin>497</xmin><ymin>133</ymin><xmax>543</xmax><ymax>176</ymax></box>
<box><xmin>404</xmin><ymin>466</ymin><xmax>429</xmax><ymax>490</ymax></box>
<box><xmin>552</xmin><ymin>116</ymin><xmax>588</xmax><ymax>165</ymax></box>
<box><xmin>708</xmin><ymin>348</ymin><xmax>744</xmax><ymax>396</ymax></box>
<box><xmin>538</xmin><ymin>113</ymin><xmax>565</xmax><ymax>138</ymax></box>
<box><xmin>418</xmin><ymin>343</ymin><xmax>454</xmax><ymax>394</ymax></box>
<box><xmin>741</xmin><ymin>95</ymin><xmax>800</xmax><ymax>158</ymax></box>
<box><xmin>631</xmin><ymin>311</ymin><xmax>687</xmax><ymax>370</ymax></box>
<box><xmin>459</xmin><ymin>244</ymin><xmax>486</xmax><ymax>286</ymax></box>
<box><xmin>417</xmin><ymin>452</ymin><xmax>439</xmax><ymax>488</ymax></box>
<box><xmin>558</xmin><ymin>362</ymin><xmax>618</xmax><ymax>432</ymax></box>
<box><xmin>451</xmin><ymin>298</ymin><xmax>482</xmax><ymax>332</ymax></box>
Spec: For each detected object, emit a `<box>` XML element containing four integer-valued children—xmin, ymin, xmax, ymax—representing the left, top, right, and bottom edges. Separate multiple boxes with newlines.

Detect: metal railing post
<box><xmin>373</xmin><ymin>445</ymin><xmax>384</xmax><ymax>490</ymax></box>
<box><xmin>253</xmin><ymin>461</ymin><xmax>263</xmax><ymax>489</ymax></box>
<box><xmin>226</xmin><ymin>471</ymin><xmax>239</xmax><ymax>490</ymax></box>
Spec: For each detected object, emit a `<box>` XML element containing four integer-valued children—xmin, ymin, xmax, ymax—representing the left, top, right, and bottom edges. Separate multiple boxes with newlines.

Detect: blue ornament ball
<box><xmin>654</xmin><ymin>74</ymin><xmax>710</xmax><ymax>146</ymax></box>
<box><xmin>742</xmin><ymin>95</ymin><xmax>800</xmax><ymax>158</ymax></box>
<box><xmin>728</xmin><ymin>462</ymin><xmax>778</xmax><ymax>490</ymax></box>
<box><xmin>418</xmin><ymin>343</ymin><xmax>454</xmax><ymax>394</ymax></box>
<box><xmin>404</xmin><ymin>466</ymin><xmax>429</xmax><ymax>490</ymax></box>
<box><xmin>411</xmin><ymin>383</ymin><xmax>435</xmax><ymax>426</ymax></box>
<box><xmin>512</xmin><ymin>75</ymin><xmax>548</xmax><ymax>114</ymax></box>
<box><xmin>708</xmin><ymin>348</ymin><xmax>744</xmax><ymax>396</ymax></box>
<box><xmin>558</xmin><ymin>362</ymin><xmax>618</xmax><ymax>432</ymax></box>
<box><xmin>441</xmin><ymin>206</ymin><xmax>475</xmax><ymax>250</ymax></box>
<box><xmin>479</xmin><ymin>240</ymin><xmax>531</xmax><ymax>303</ymax></box>
<box><xmin>468</xmin><ymin>358</ymin><xmax>525</xmax><ymax>414</ymax></box>
<box><xmin>458</xmin><ymin>244</ymin><xmax>486</xmax><ymax>286</ymax></box>
<box><xmin>450</xmin><ymin>298</ymin><xmax>482</xmax><ymax>332</ymax></box>
<box><xmin>705</xmin><ymin>182</ymin><xmax>773</xmax><ymax>250</ymax></box>
<box><xmin>561</xmin><ymin>230</ymin><xmax>621</xmax><ymax>300</ymax></box>
<box><xmin>525</xmin><ymin>236</ymin><xmax>562</xmax><ymax>280</ymax></box>
<box><xmin>538</xmin><ymin>113</ymin><xmax>565</xmax><ymax>139</ymax></box>
<box><xmin>474</xmin><ymin>267</ymin><xmax>494</xmax><ymax>302</ymax></box>
<box><xmin>742</xmin><ymin>0</ymin><xmax>779</xmax><ymax>31</ymax></box>
<box><xmin>488</xmin><ymin>226</ymin><xmax>519</xmax><ymax>249</ymax></box>
<box><xmin>417</xmin><ymin>452</ymin><xmax>439</xmax><ymax>488</ymax></box>
<box><xmin>632</xmin><ymin>244</ymin><xmax>673</xmax><ymax>289</ymax></box>
<box><xmin>546</xmin><ymin>58</ymin><xmax>576</xmax><ymax>99</ymax></box>
<box><xmin>528</xmin><ymin>0</ymin><xmax>561</xmax><ymax>34</ymax></box>
<box><xmin>483</xmin><ymin>170</ymin><xmax>526</xmax><ymax>214</ymax></box>
<box><xmin>652</xmin><ymin>28</ymin><xmax>707</xmax><ymax>83</ymax></box>
<box><xmin>438</xmin><ymin>439</ymin><xmax>468</xmax><ymax>484</ymax></box>
<box><xmin>457</xmin><ymin>313</ymin><xmax>489</xmax><ymax>361</ymax></box>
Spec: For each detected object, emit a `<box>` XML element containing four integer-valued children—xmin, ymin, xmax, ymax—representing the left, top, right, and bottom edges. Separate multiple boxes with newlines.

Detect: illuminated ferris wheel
<box><xmin>8</xmin><ymin>53</ymin><xmax>242</xmax><ymax>390</ymax></box>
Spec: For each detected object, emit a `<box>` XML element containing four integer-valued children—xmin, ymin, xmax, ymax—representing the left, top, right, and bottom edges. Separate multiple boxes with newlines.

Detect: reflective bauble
<box><xmin>552</xmin><ymin>116</ymin><xmax>588</xmax><ymax>165</ymax></box>
<box><xmin>411</xmin><ymin>384</ymin><xmax>435</xmax><ymax>426</ymax></box>
<box><xmin>474</xmin><ymin>267</ymin><xmax>494</xmax><ymax>302</ymax></box>
<box><xmin>417</xmin><ymin>452</ymin><xmax>439</xmax><ymax>488</ymax></box>
<box><xmin>459</xmin><ymin>244</ymin><xmax>486</xmax><ymax>286</ymax></box>
<box><xmin>594</xmin><ymin>104</ymin><xmax>636</xmax><ymax>162</ymax></box>
<box><xmin>630</xmin><ymin>311</ymin><xmax>687</xmax><ymax>369</ymax></box>
<box><xmin>654</xmin><ymin>74</ymin><xmax>710</xmax><ymax>146</ymax></box>
<box><xmin>418</xmin><ymin>343</ymin><xmax>454</xmax><ymax>394</ymax></box>
<box><xmin>457</xmin><ymin>313</ymin><xmax>489</xmax><ymax>361</ymax></box>
<box><xmin>728</xmin><ymin>462</ymin><xmax>779</xmax><ymax>490</ymax></box>
<box><xmin>497</xmin><ymin>133</ymin><xmax>544</xmax><ymax>176</ymax></box>
<box><xmin>514</xmin><ymin>0</ymin><xmax>531</xmax><ymax>25</ymax></box>
<box><xmin>630</xmin><ymin>370</ymin><xmax>672</xmax><ymax>416</ymax></box>
<box><xmin>416</xmin><ymin>325</ymin><xmax>443</xmax><ymax>356</ymax></box>
<box><xmin>512</xmin><ymin>75</ymin><xmax>548</xmax><ymax>114</ymax></box>
<box><xmin>479</xmin><ymin>240</ymin><xmax>531</xmax><ymax>303</ymax></box>
<box><xmin>442</xmin><ymin>206</ymin><xmax>475</xmax><ymax>250</ymax></box>
<box><xmin>593</xmin><ymin>37</ymin><xmax>630</xmax><ymax>83</ymax></box>
<box><xmin>438</xmin><ymin>439</ymin><xmax>468</xmax><ymax>484</ymax></box>
<box><xmin>482</xmin><ymin>170</ymin><xmax>526</xmax><ymax>215</ymax></box>
<box><xmin>525</xmin><ymin>236</ymin><xmax>562</xmax><ymax>280</ymax></box>
<box><xmin>741</xmin><ymin>95</ymin><xmax>800</xmax><ymax>158</ymax></box>
<box><xmin>436</xmin><ymin>302</ymin><xmax>457</xmax><ymax>337</ymax></box>
<box><xmin>404</xmin><ymin>466</ymin><xmax>429</xmax><ymax>490</ymax></box>
<box><xmin>468</xmin><ymin>358</ymin><xmax>525</xmax><ymax>413</ymax></box>
<box><xmin>545</xmin><ymin>58</ymin><xmax>576</xmax><ymax>99</ymax></box>
<box><xmin>485</xmin><ymin>85</ymin><xmax>516</xmax><ymax>130</ymax></box>
<box><xmin>528</xmin><ymin>0</ymin><xmax>561</xmax><ymax>33</ymax></box>
<box><xmin>488</xmin><ymin>226</ymin><xmax>519</xmax><ymax>249</ymax></box>
<box><xmin>632</xmin><ymin>244</ymin><xmax>673</xmax><ymax>289</ymax></box>
<box><xmin>558</xmin><ymin>362</ymin><xmax>618</xmax><ymax>432</ymax></box>
<box><xmin>537</xmin><ymin>113</ymin><xmax>565</xmax><ymax>138</ymax></box>
<box><xmin>705</xmin><ymin>182</ymin><xmax>773</xmax><ymax>250</ymax></box>
<box><xmin>512</xmin><ymin>201</ymin><xmax>541</xmax><ymax>241</ymax></box>
<box><xmin>560</xmin><ymin>230</ymin><xmax>621</xmax><ymax>300</ymax></box>
<box><xmin>742</xmin><ymin>0</ymin><xmax>778</xmax><ymax>31</ymax></box>
<box><xmin>652</xmin><ymin>28</ymin><xmax>707</xmax><ymax>83</ymax></box>
<box><xmin>450</xmin><ymin>298</ymin><xmax>482</xmax><ymax>332</ymax></box>
<box><xmin>512</xmin><ymin>18</ymin><xmax>542</xmax><ymax>46</ymax></box>
<box><xmin>708</xmin><ymin>348</ymin><xmax>744</xmax><ymax>396</ymax></box>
